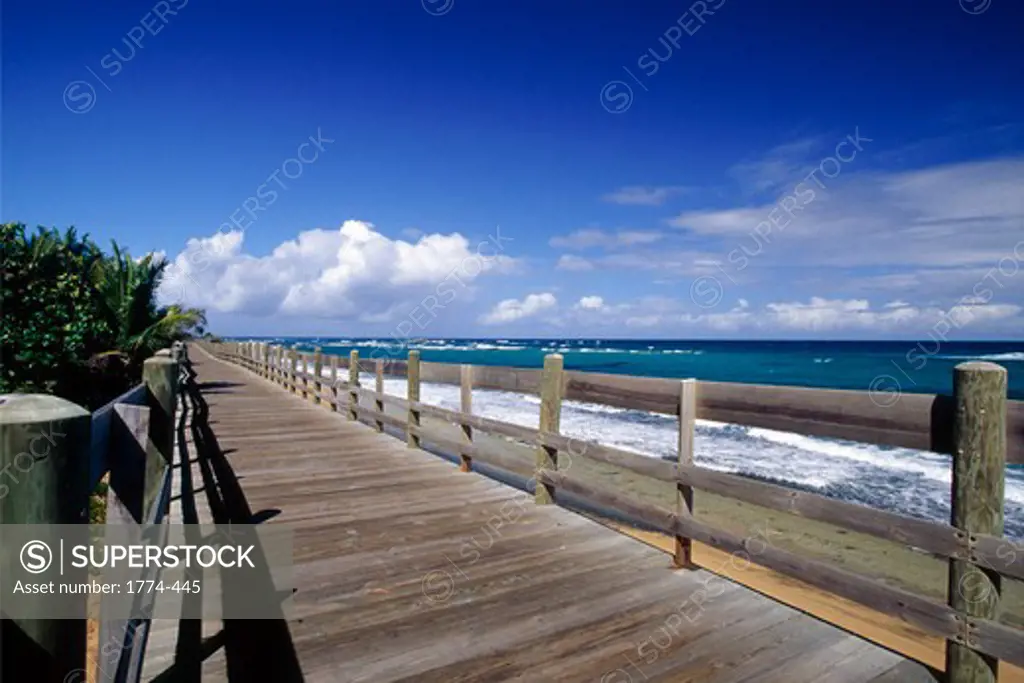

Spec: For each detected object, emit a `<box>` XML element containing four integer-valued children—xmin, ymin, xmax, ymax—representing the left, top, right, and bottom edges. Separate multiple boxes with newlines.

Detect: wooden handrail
<box><xmin>251</xmin><ymin>348</ymin><xmax>1024</xmax><ymax>464</ymax></box>
<box><xmin>0</xmin><ymin>343</ymin><xmax>188</xmax><ymax>683</ymax></box>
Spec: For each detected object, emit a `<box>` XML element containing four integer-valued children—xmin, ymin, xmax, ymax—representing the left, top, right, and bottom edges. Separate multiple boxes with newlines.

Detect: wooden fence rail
<box><xmin>215</xmin><ymin>340</ymin><xmax>1024</xmax><ymax>683</ymax></box>
<box><xmin>0</xmin><ymin>342</ymin><xmax>189</xmax><ymax>683</ymax></box>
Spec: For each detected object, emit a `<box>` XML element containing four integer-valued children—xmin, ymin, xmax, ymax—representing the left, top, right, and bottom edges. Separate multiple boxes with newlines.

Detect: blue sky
<box><xmin>4</xmin><ymin>0</ymin><xmax>1024</xmax><ymax>339</ymax></box>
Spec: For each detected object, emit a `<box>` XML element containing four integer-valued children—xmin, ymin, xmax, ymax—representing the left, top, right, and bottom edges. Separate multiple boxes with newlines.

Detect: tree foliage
<box><xmin>1</xmin><ymin>223</ymin><xmax>207</xmax><ymax>408</ymax></box>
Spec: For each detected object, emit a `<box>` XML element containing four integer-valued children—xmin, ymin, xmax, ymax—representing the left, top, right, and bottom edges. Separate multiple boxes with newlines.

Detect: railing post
<box><xmin>312</xmin><ymin>347</ymin><xmax>323</xmax><ymax>406</ymax></box>
<box><xmin>0</xmin><ymin>394</ymin><xmax>91</xmax><ymax>680</ymax></box>
<box><xmin>407</xmin><ymin>350</ymin><xmax>421</xmax><ymax>448</ymax></box>
<box><xmin>348</xmin><ymin>350</ymin><xmax>360</xmax><ymax>421</ymax></box>
<box><xmin>675</xmin><ymin>379</ymin><xmax>697</xmax><ymax>569</ymax></box>
<box><xmin>289</xmin><ymin>348</ymin><xmax>298</xmax><ymax>394</ymax></box>
<box><xmin>947</xmin><ymin>361</ymin><xmax>1006</xmax><ymax>683</ymax></box>
<box><xmin>300</xmin><ymin>352</ymin><xmax>309</xmax><ymax>400</ymax></box>
<box><xmin>535</xmin><ymin>354</ymin><xmax>563</xmax><ymax>504</ymax></box>
<box><xmin>143</xmin><ymin>355</ymin><xmax>179</xmax><ymax>518</ymax></box>
<box><xmin>375</xmin><ymin>359</ymin><xmax>385</xmax><ymax>432</ymax></box>
<box><xmin>260</xmin><ymin>343</ymin><xmax>269</xmax><ymax>377</ymax></box>
<box><xmin>460</xmin><ymin>364</ymin><xmax>473</xmax><ymax>472</ymax></box>
<box><xmin>330</xmin><ymin>355</ymin><xmax>339</xmax><ymax>411</ymax></box>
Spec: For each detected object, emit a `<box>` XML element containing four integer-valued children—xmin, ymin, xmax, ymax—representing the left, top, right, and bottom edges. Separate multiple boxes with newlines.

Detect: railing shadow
<box><xmin>188</xmin><ymin>365</ymin><xmax>303</xmax><ymax>683</ymax></box>
<box><xmin>152</xmin><ymin>361</ymin><xmax>303</xmax><ymax>683</ymax></box>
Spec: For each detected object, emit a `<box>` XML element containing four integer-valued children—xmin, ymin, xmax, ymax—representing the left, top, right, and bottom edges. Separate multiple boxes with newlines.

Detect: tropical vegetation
<box><xmin>1</xmin><ymin>222</ymin><xmax>206</xmax><ymax>409</ymax></box>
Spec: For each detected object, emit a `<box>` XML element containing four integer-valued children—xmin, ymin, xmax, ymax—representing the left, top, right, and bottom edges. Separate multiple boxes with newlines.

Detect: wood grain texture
<box><xmin>948</xmin><ymin>362</ymin><xmax>1007</xmax><ymax>683</ymax></box>
<box><xmin>191</xmin><ymin>347</ymin><xmax>935</xmax><ymax>683</ymax></box>
<box><xmin>0</xmin><ymin>394</ymin><xmax>91</xmax><ymax>682</ymax></box>
<box><xmin>375</xmin><ymin>359</ymin><xmax>385</xmax><ymax>432</ymax></box>
<box><xmin>311</xmin><ymin>347</ymin><xmax>323</xmax><ymax>405</ymax></box>
<box><xmin>408</xmin><ymin>350</ymin><xmax>421</xmax><ymax>448</ymax></box>
<box><xmin>677</xmin><ymin>379</ymin><xmax>696</xmax><ymax>568</ymax></box>
<box><xmin>460</xmin><ymin>364</ymin><xmax>473</xmax><ymax>472</ymax></box>
<box><xmin>535</xmin><ymin>354</ymin><xmax>563</xmax><ymax>505</ymax></box>
<box><xmin>562</xmin><ymin>370</ymin><xmax>1023</xmax><ymax>464</ymax></box>
<box><xmin>348</xmin><ymin>350</ymin><xmax>360</xmax><ymax>421</ymax></box>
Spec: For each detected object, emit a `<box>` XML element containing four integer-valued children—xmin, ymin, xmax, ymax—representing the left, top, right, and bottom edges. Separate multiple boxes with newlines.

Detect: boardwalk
<box><xmin>142</xmin><ymin>348</ymin><xmax>936</xmax><ymax>682</ymax></box>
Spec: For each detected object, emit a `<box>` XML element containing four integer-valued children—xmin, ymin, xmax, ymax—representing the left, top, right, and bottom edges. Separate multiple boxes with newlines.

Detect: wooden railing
<box><xmin>212</xmin><ymin>340</ymin><xmax>1024</xmax><ymax>683</ymax></box>
<box><xmin>0</xmin><ymin>343</ymin><xmax>189</xmax><ymax>683</ymax></box>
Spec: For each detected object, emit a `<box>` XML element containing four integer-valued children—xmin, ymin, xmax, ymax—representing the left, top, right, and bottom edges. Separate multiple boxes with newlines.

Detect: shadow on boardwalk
<box><xmin>149</xmin><ymin>363</ymin><xmax>302</xmax><ymax>683</ymax></box>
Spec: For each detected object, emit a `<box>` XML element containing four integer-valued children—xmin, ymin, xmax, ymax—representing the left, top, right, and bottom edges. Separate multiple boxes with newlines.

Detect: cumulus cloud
<box><xmin>159</xmin><ymin>220</ymin><xmax>517</xmax><ymax>321</ymax></box>
<box><xmin>602</xmin><ymin>185</ymin><xmax>691</xmax><ymax>206</ymax></box>
<box><xmin>479</xmin><ymin>292</ymin><xmax>557</xmax><ymax>325</ymax></box>
<box><xmin>577</xmin><ymin>295</ymin><xmax>605</xmax><ymax>310</ymax></box>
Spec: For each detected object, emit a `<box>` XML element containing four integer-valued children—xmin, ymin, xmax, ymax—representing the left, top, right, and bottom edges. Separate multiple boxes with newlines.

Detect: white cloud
<box><xmin>762</xmin><ymin>297</ymin><xmax>1020</xmax><ymax>331</ymax></box>
<box><xmin>728</xmin><ymin>136</ymin><xmax>823</xmax><ymax>195</ymax></box>
<box><xmin>555</xmin><ymin>254</ymin><xmax>595</xmax><ymax>271</ymax></box>
<box><xmin>667</xmin><ymin>157</ymin><xmax>1024</xmax><ymax>269</ymax></box>
<box><xmin>625</xmin><ymin>315</ymin><xmax>662</xmax><ymax>328</ymax></box>
<box><xmin>159</xmin><ymin>220</ymin><xmax>518</xmax><ymax>320</ymax></box>
<box><xmin>577</xmin><ymin>295</ymin><xmax>605</xmax><ymax>310</ymax></box>
<box><xmin>602</xmin><ymin>185</ymin><xmax>690</xmax><ymax>206</ymax></box>
<box><xmin>544</xmin><ymin>294</ymin><xmax>1020</xmax><ymax>335</ymax></box>
<box><xmin>479</xmin><ymin>292</ymin><xmax>557</xmax><ymax>325</ymax></box>
<box><xmin>549</xmin><ymin>229</ymin><xmax>663</xmax><ymax>250</ymax></box>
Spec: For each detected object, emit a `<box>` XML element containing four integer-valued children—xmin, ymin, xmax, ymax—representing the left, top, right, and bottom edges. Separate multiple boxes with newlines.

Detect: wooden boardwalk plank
<box><xmin>142</xmin><ymin>349</ymin><xmax>936</xmax><ymax>683</ymax></box>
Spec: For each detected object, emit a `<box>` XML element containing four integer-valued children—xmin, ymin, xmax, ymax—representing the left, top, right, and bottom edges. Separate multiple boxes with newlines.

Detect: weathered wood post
<box><xmin>260</xmin><ymin>343</ymin><xmax>269</xmax><ymax>377</ymax></box>
<box><xmin>348</xmin><ymin>351</ymin><xmax>360</xmax><ymax>421</ymax></box>
<box><xmin>330</xmin><ymin>355</ymin><xmax>339</xmax><ymax>411</ymax></box>
<box><xmin>947</xmin><ymin>361</ymin><xmax>1006</xmax><ymax>683</ymax></box>
<box><xmin>299</xmin><ymin>352</ymin><xmax>310</xmax><ymax>400</ymax></box>
<box><xmin>143</xmin><ymin>355</ymin><xmax>179</xmax><ymax>518</ymax></box>
<box><xmin>407</xmin><ymin>350</ymin><xmax>421</xmax><ymax>448</ymax></box>
<box><xmin>289</xmin><ymin>348</ymin><xmax>298</xmax><ymax>394</ymax></box>
<box><xmin>460</xmin><ymin>364</ymin><xmax>473</xmax><ymax>472</ymax></box>
<box><xmin>0</xmin><ymin>394</ymin><xmax>91</xmax><ymax>681</ymax></box>
<box><xmin>311</xmin><ymin>347</ymin><xmax>323</xmax><ymax>406</ymax></box>
<box><xmin>374</xmin><ymin>360</ymin><xmax>385</xmax><ymax>432</ymax></box>
<box><xmin>535</xmin><ymin>354</ymin><xmax>563</xmax><ymax>504</ymax></box>
<box><xmin>675</xmin><ymin>379</ymin><xmax>697</xmax><ymax>569</ymax></box>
